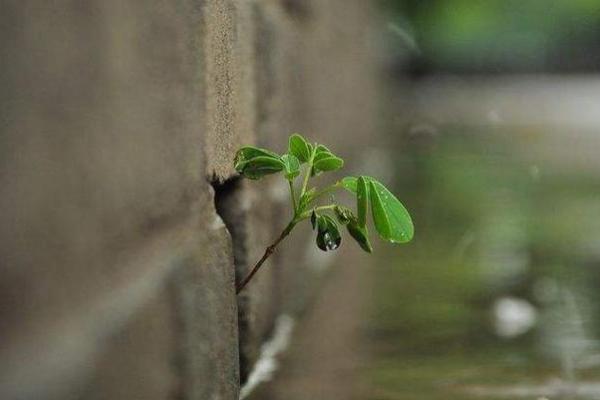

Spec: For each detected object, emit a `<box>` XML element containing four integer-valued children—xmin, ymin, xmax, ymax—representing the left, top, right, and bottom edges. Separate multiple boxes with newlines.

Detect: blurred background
<box><xmin>251</xmin><ymin>1</ymin><xmax>600</xmax><ymax>399</ymax></box>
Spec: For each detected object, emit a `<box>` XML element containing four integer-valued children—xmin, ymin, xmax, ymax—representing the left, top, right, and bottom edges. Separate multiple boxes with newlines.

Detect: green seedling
<box><xmin>233</xmin><ymin>133</ymin><xmax>414</xmax><ymax>293</ymax></box>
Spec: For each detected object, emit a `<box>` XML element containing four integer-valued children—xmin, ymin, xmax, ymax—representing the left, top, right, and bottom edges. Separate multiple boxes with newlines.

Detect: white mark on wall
<box><xmin>211</xmin><ymin>214</ymin><xmax>226</xmax><ymax>231</ymax></box>
<box><xmin>239</xmin><ymin>314</ymin><xmax>295</xmax><ymax>399</ymax></box>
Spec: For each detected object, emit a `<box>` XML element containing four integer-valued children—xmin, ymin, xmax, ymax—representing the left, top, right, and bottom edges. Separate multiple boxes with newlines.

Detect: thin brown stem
<box><xmin>236</xmin><ymin>221</ymin><xmax>296</xmax><ymax>294</ymax></box>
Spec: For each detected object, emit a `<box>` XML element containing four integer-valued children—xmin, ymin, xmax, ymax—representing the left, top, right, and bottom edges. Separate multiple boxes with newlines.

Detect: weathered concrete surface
<box><xmin>247</xmin><ymin>247</ymin><xmax>373</xmax><ymax>400</ymax></box>
<box><xmin>214</xmin><ymin>178</ymin><xmax>280</xmax><ymax>382</ymax></box>
<box><xmin>0</xmin><ymin>0</ymin><xmax>382</xmax><ymax>398</ymax></box>
<box><xmin>76</xmin><ymin>284</ymin><xmax>178</xmax><ymax>400</ymax></box>
<box><xmin>0</xmin><ymin>1</ymin><xmax>239</xmax><ymax>399</ymax></box>
<box><xmin>301</xmin><ymin>0</ymin><xmax>381</xmax><ymax>153</ymax></box>
<box><xmin>173</xmin><ymin>206</ymin><xmax>240</xmax><ymax>400</ymax></box>
<box><xmin>205</xmin><ymin>0</ymin><xmax>258</xmax><ymax>181</ymax></box>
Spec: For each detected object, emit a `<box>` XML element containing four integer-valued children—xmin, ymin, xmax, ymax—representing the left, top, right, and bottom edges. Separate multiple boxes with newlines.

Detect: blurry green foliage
<box><xmin>382</xmin><ymin>0</ymin><xmax>600</xmax><ymax>71</ymax></box>
<box><xmin>366</xmin><ymin>127</ymin><xmax>600</xmax><ymax>398</ymax></box>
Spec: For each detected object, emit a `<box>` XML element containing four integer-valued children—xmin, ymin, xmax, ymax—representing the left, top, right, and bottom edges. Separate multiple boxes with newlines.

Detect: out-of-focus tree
<box><xmin>382</xmin><ymin>0</ymin><xmax>600</xmax><ymax>73</ymax></box>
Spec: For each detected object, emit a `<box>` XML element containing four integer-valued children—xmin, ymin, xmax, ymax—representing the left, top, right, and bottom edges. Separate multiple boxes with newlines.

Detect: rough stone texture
<box><xmin>304</xmin><ymin>0</ymin><xmax>381</xmax><ymax>152</ymax></box>
<box><xmin>205</xmin><ymin>0</ymin><xmax>258</xmax><ymax>181</ymax></box>
<box><xmin>76</xmin><ymin>284</ymin><xmax>178</xmax><ymax>400</ymax></box>
<box><xmin>172</xmin><ymin>204</ymin><xmax>240</xmax><ymax>400</ymax></box>
<box><xmin>214</xmin><ymin>178</ymin><xmax>274</xmax><ymax>382</ymax></box>
<box><xmin>0</xmin><ymin>1</ymin><xmax>238</xmax><ymax>399</ymax></box>
<box><xmin>248</xmin><ymin>247</ymin><xmax>372</xmax><ymax>400</ymax></box>
<box><xmin>0</xmin><ymin>0</ymin><xmax>381</xmax><ymax>399</ymax></box>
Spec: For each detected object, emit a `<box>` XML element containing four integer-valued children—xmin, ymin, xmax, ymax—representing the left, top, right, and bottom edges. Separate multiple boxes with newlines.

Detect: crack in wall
<box><xmin>211</xmin><ymin>177</ymin><xmax>254</xmax><ymax>386</ymax></box>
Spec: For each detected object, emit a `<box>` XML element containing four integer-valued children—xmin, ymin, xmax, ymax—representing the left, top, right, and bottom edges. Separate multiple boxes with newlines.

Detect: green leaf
<box><xmin>341</xmin><ymin>176</ymin><xmax>358</xmax><ymax>193</ymax></box>
<box><xmin>356</xmin><ymin>176</ymin><xmax>369</xmax><ymax>228</ymax></box>
<box><xmin>368</xmin><ymin>179</ymin><xmax>414</xmax><ymax>243</ymax></box>
<box><xmin>299</xmin><ymin>187</ymin><xmax>316</xmax><ymax>211</ymax></box>
<box><xmin>310</xmin><ymin>210</ymin><xmax>317</xmax><ymax>229</ymax></box>
<box><xmin>235</xmin><ymin>155</ymin><xmax>285</xmax><ymax>180</ymax></box>
<box><xmin>313</xmin><ymin>154</ymin><xmax>343</xmax><ymax>173</ymax></box>
<box><xmin>310</xmin><ymin>144</ymin><xmax>343</xmax><ymax>175</ymax></box>
<box><xmin>343</xmin><ymin>176</ymin><xmax>414</xmax><ymax>243</ymax></box>
<box><xmin>281</xmin><ymin>154</ymin><xmax>300</xmax><ymax>180</ymax></box>
<box><xmin>315</xmin><ymin>214</ymin><xmax>341</xmax><ymax>251</ymax></box>
<box><xmin>334</xmin><ymin>205</ymin><xmax>354</xmax><ymax>225</ymax></box>
<box><xmin>316</xmin><ymin>214</ymin><xmax>328</xmax><ymax>231</ymax></box>
<box><xmin>288</xmin><ymin>133</ymin><xmax>312</xmax><ymax>163</ymax></box>
<box><xmin>234</xmin><ymin>146</ymin><xmax>284</xmax><ymax>179</ymax></box>
<box><xmin>234</xmin><ymin>146</ymin><xmax>280</xmax><ymax>164</ymax></box>
<box><xmin>347</xmin><ymin>219</ymin><xmax>373</xmax><ymax>253</ymax></box>
<box><xmin>314</xmin><ymin>144</ymin><xmax>332</xmax><ymax>155</ymax></box>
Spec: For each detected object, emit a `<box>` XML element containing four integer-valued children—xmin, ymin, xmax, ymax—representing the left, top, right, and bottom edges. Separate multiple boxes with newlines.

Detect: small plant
<box><xmin>233</xmin><ymin>133</ymin><xmax>414</xmax><ymax>293</ymax></box>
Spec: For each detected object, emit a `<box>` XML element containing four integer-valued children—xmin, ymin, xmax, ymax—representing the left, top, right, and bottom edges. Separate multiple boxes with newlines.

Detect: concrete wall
<box><xmin>0</xmin><ymin>1</ymin><xmax>380</xmax><ymax>399</ymax></box>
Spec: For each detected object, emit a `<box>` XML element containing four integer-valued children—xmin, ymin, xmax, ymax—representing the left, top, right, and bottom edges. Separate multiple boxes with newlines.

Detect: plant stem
<box><xmin>314</xmin><ymin>204</ymin><xmax>336</xmax><ymax>213</ymax></box>
<box><xmin>299</xmin><ymin>149</ymin><xmax>316</xmax><ymax>198</ymax></box>
<box><xmin>289</xmin><ymin>180</ymin><xmax>297</xmax><ymax>214</ymax></box>
<box><xmin>236</xmin><ymin>220</ymin><xmax>297</xmax><ymax>294</ymax></box>
<box><xmin>296</xmin><ymin>204</ymin><xmax>336</xmax><ymax>221</ymax></box>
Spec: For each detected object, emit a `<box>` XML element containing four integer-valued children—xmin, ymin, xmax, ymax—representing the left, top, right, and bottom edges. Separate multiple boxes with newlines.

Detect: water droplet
<box><xmin>323</xmin><ymin>232</ymin><xmax>339</xmax><ymax>250</ymax></box>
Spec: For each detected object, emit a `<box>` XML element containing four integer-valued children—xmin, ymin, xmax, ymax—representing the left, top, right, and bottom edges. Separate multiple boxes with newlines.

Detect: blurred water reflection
<box><xmin>367</xmin><ymin>121</ymin><xmax>600</xmax><ymax>399</ymax></box>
